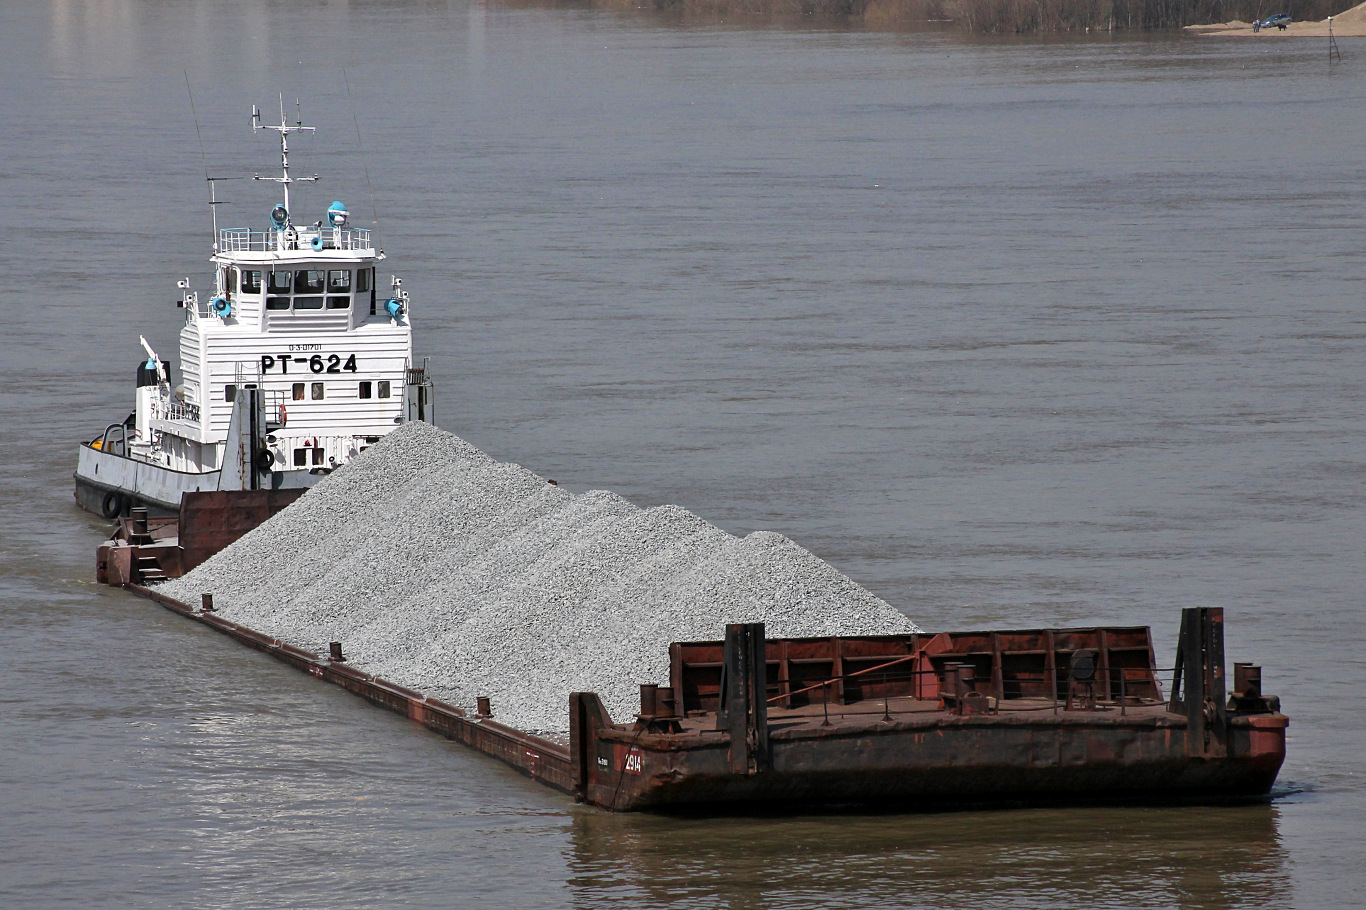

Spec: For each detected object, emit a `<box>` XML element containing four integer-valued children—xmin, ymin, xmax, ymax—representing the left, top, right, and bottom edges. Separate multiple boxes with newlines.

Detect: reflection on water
<box><xmin>570</xmin><ymin>805</ymin><xmax>1288</xmax><ymax>909</ymax></box>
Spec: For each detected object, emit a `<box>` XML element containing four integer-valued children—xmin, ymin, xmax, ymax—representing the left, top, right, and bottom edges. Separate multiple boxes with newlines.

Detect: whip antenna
<box><xmin>184</xmin><ymin>71</ymin><xmax>239</xmax><ymax>249</ymax></box>
<box><xmin>344</xmin><ymin>68</ymin><xmax>383</xmax><ymax>249</ymax></box>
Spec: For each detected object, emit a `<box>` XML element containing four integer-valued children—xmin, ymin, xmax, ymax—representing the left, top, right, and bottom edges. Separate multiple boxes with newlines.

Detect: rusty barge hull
<box><xmin>577</xmin><ymin>704</ymin><xmax>1283</xmax><ymax>811</ymax></box>
<box><xmin>121</xmin><ymin>582</ymin><xmax>1287</xmax><ymax>813</ymax></box>
<box><xmin>98</xmin><ymin>491</ymin><xmax>305</xmax><ymax>586</ymax></box>
<box><xmin>574</xmin><ymin>615</ymin><xmax>1285</xmax><ymax>811</ymax></box>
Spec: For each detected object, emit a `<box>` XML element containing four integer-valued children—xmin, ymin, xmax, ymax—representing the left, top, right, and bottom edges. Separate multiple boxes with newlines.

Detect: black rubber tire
<box><xmin>100</xmin><ymin>490</ymin><xmax>125</xmax><ymax>519</ymax></box>
<box><xmin>255</xmin><ymin>449</ymin><xmax>276</xmax><ymax>473</ymax></box>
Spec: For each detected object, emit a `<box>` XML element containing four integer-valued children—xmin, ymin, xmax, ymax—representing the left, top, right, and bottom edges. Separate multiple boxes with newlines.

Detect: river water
<box><xmin>2</xmin><ymin>2</ymin><xmax>1363</xmax><ymax>907</ymax></box>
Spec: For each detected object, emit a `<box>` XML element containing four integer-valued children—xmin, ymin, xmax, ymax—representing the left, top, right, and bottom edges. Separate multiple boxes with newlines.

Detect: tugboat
<box><xmin>75</xmin><ymin>101</ymin><xmax>432</xmax><ymax>519</ymax></box>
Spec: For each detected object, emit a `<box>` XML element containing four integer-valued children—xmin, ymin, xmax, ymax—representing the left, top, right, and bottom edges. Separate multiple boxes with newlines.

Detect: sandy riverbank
<box><xmin>1187</xmin><ymin>1</ymin><xmax>1366</xmax><ymax>36</ymax></box>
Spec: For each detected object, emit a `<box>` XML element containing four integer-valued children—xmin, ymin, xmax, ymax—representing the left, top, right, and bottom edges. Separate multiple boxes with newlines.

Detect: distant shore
<box><xmin>505</xmin><ymin>1</ymin><xmax>1366</xmax><ymax>35</ymax></box>
<box><xmin>1187</xmin><ymin>18</ymin><xmax>1366</xmax><ymax>36</ymax></box>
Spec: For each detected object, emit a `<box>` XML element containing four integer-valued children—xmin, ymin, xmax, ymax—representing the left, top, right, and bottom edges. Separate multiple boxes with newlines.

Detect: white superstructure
<box><xmin>75</xmin><ymin>101</ymin><xmax>430</xmax><ymax>518</ymax></box>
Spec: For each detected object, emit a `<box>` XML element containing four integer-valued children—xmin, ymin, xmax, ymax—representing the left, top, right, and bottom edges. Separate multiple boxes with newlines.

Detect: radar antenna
<box><xmin>251</xmin><ymin>95</ymin><xmax>318</xmax><ymax>219</ymax></box>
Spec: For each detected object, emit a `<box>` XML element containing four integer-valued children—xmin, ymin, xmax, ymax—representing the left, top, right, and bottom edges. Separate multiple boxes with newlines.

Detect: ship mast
<box><xmin>252</xmin><ymin>96</ymin><xmax>317</xmax><ymax>219</ymax></box>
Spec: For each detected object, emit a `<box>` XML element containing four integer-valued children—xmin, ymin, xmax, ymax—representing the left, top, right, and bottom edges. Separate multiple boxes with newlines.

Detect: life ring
<box><xmin>279</xmin><ymin>405</ymin><xmax>287</xmax><ymax>426</ymax></box>
<box><xmin>100</xmin><ymin>490</ymin><xmax>125</xmax><ymax>519</ymax></box>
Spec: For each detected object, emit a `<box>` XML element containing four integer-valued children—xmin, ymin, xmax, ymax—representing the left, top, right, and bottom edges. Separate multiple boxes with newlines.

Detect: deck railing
<box><xmin>152</xmin><ymin>399</ymin><xmax>201</xmax><ymax>424</ymax></box>
<box><xmin>218</xmin><ymin>226</ymin><xmax>374</xmax><ymax>253</ymax></box>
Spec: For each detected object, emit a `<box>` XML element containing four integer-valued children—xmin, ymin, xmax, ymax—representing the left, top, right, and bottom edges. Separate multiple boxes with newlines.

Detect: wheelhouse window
<box><xmin>295</xmin><ymin>270</ymin><xmax>325</xmax><ymax>293</ymax></box>
<box><xmin>377</xmin><ymin>380</ymin><xmax>391</xmax><ymax>399</ymax></box>
<box><xmin>358</xmin><ymin>268</ymin><xmax>376</xmax><ymax>315</ymax></box>
<box><xmin>294</xmin><ymin>295</ymin><xmax>324</xmax><ymax>309</ymax></box>
<box><xmin>241</xmin><ymin>270</ymin><xmax>262</xmax><ymax>294</ymax></box>
<box><xmin>225</xmin><ymin>384</ymin><xmax>237</xmax><ymax>403</ymax></box>
<box><xmin>326</xmin><ymin>270</ymin><xmax>351</xmax><ymax>309</ymax></box>
<box><xmin>358</xmin><ymin>381</ymin><xmax>372</xmax><ymax>399</ymax></box>
<box><xmin>292</xmin><ymin>383</ymin><xmax>305</xmax><ymax>401</ymax></box>
<box><xmin>311</xmin><ymin>382</ymin><xmax>325</xmax><ymax>400</ymax></box>
<box><xmin>267</xmin><ymin>270</ymin><xmax>292</xmax><ymax>309</ymax></box>
<box><xmin>226</xmin><ymin>267</ymin><xmax>239</xmax><ymax>295</ymax></box>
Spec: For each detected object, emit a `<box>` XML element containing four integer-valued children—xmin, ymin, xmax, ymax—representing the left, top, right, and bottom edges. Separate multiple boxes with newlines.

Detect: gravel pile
<box><xmin>163</xmin><ymin>422</ymin><xmax>920</xmax><ymax>735</ymax></box>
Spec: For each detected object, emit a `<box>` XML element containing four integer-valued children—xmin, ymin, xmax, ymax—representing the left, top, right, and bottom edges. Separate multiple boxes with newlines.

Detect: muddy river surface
<box><xmin>2</xmin><ymin>2</ymin><xmax>1364</xmax><ymax>907</ymax></box>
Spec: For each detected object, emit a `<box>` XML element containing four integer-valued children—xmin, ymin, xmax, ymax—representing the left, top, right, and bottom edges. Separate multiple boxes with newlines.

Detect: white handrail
<box><xmin>219</xmin><ymin>227</ymin><xmax>373</xmax><ymax>253</ymax></box>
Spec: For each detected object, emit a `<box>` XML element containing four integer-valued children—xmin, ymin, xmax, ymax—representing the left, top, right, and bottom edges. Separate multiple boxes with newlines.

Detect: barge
<box><xmin>121</xmin><ymin>579</ymin><xmax>1288</xmax><ymax>812</ymax></box>
<box><xmin>85</xmin><ymin>102</ymin><xmax>1287</xmax><ymax>813</ymax></box>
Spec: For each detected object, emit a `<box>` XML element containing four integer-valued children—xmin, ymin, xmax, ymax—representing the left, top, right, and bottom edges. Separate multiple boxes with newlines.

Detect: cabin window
<box><xmin>325</xmin><ymin>270</ymin><xmax>351</xmax><ymax>309</ymax></box>
<box><xmin>358</xmin><ymin>381</ymin><xmax>372</xmax><ymax>399</ymax></box>
<box><xmin>312</xmin><ymin>382</ymin><xmax>325</xmax><ymax>400</ymax></box>
<box><xmin>225</xmin><ymin>384</ymin><xmax>236</xmax><ymax>403</ymax></box>
<box><xmin>358</xmin><ymin>268</ymin><xmax>376</xmax><ymax>315</ymax></box>
<box><xmin>312</xmin><ymin>446</ymin><xmax>325</xmax><ymax>466</ymax></box>
<box><xmin>266</xmin><ymin>297</ymin><xmax>290</xmax><ymax>310</ymax></box>
<box><xmin>292</xmin><ymin>383</ymin><xmax>305</xmax><ymax>401</ymax></box>
<box><xmin>295</xmin><ymin>270</ymin><xmax>326</xmax><ymax>293</ymax></box>
<box><xmin>293</xmin><ymin>448</ymin><xmax>307</xmax><ymax>467</ymax></box>
<box><xmin>294</xmin><ymin>295</ymin><xmax>324</xmax><ymax>309</ymax></box>
<box><xmin>377</xmin><ymin>380</ymin><xmax>391</xmax><ymax>399</ymax></box>
<box><xmin>226</xmin><ymin>267</ymin><xmax>239</xmax><ymax>295</ymax></box>
<box><xmin>269</xmin><ymin>271</ymin><xmax>293</xmax><ymax>294</ymax></box>
<box><xmin>242</xmin><ymin>270</ymin><xmax>262</xmax><ymax>294</ymax></box>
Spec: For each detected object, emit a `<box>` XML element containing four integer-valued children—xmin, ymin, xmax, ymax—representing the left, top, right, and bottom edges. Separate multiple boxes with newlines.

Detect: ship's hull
<box><xmin>75</xmin><ymin>443</ymin><xmax>220</xmax><ymax>517</ymax></box>
<box><xmin>74</xmin><ymin>442</ymin><xmax>316</xmax><ymax>518</ymax></box>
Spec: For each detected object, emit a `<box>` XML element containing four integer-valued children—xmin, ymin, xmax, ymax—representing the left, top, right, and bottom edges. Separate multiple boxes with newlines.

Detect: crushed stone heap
<box><xmin>162</xmin><ymin>422</ymin><xmax>920</xmax><ymax>735</ymax></box>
